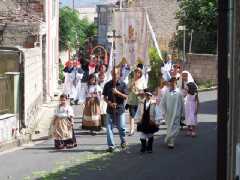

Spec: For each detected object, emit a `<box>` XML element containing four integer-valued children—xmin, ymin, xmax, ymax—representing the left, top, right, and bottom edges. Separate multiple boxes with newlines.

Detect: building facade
<box><xmin>0</xmin><ymin>0</ymin><xmax>59</xmax><ymax>143</ymax></box>
<box><xmin>129</xmin><ymin>0</ymin><xmax>179</xmax><ymax>51</ymax></box>
<box><xmin>96</xmin><ymin>4</ymin><xmax>116</xmax><ymax>51</ymax></box>
<box><xmin>77</xmin><ymin>7</ymin><xmax>97</xmax><ymax>22</ymax></box>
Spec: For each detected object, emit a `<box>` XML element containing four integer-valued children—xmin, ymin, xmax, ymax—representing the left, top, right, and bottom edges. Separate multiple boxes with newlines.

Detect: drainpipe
<box><xmin>47</xmin><ymin>0</ymin><xmax>51</xmax><ymax>99</ymax></box>
<box><xmin>217</xmin><ymin>0</ymin><xmax>229</xmax><ymax>179</ymax></box>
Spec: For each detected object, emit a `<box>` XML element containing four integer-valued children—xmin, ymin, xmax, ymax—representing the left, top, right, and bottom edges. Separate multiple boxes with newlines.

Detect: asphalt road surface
<box><xmin>0</xmin><ymin>90</ymin><xmax>217</xmax><ymax>180</ymax></box>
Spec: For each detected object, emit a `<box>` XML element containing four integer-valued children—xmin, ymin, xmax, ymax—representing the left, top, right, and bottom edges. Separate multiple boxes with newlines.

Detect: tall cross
<box><xmin>107</xmin><ymin>30</ymin><xmax>122</xmax><ymax>124</ymax></box>
<box><xmin>107</xmin><ymin>30</ymin><xmax>122</xmax><ymax>86</ymax></box>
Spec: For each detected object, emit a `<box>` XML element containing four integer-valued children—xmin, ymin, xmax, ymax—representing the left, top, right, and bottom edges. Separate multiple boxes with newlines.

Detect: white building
<box><xmin>77</xmin><ymin>7</ymin><xmax>97</xmax><ymax>22</ymax></box>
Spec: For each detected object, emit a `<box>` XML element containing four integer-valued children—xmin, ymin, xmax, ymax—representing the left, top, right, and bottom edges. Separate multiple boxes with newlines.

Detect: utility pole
<box><xmin>72</xmin><ymin>0</ymin><xmax>75</xmax><ymax>9</ymax></box>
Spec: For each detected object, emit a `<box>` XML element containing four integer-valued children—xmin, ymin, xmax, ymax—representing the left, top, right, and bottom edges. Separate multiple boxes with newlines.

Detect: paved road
<box><xmin>0</xmin><ymin>91</ymin><xmax>217</xmax><ymax>180</ymax></box>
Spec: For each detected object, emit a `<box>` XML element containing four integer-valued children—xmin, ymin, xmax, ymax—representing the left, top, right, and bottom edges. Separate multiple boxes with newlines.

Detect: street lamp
<box><xmin>178</xmin><ymin>25</ymin><xmax>186</xmax><ymax>62</ymax></box>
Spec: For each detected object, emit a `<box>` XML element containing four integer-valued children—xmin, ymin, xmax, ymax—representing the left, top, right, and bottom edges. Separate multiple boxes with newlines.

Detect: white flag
<box><xmin>113</xmin><ymin>8</ymin><xmax>150</xmax><ymax>67</ymax></box>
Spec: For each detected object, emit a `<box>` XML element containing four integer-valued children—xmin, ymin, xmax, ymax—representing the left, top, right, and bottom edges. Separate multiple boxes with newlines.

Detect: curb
<box><xmin>198</xmin><ymin>86</ymin><xmax>218</xmax><ymax>92</ymax></box>
<box><xmin>0</xmin><ymin>134</ymin><xmax>31</xmax><ymax>153</ymax></box>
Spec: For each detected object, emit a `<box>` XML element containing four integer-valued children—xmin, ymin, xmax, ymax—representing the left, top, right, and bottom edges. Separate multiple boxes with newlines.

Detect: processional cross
<box><xmin>107</xmin><ymin>29</ymin><xmax>122</xmax><ymax>87</ymax></box>
<box><xmin>107</xmin><ymin>30</ymin><xmax>122</xmax><ymax>123</ymax></box>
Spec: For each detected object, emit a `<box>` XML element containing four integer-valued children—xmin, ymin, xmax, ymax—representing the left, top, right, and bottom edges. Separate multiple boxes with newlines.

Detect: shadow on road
<box><xmin>33</xmin><ymin>121</ymin><xmax>216</xmax><ymax>180</ymax></box>
<box><xmin>199</xmin><ymin>100</ymin><xmax>217</xmax><ymax>115</ymax></box>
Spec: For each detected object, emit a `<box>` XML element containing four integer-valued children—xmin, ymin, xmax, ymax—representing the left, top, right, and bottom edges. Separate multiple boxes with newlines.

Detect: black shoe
<box><xmin>107</xmin><ymin>147</ymin><xmax>115</xmax><ymax>153</ymax></box>
<box><xmin>90</xmin><ymin>130</ymin><xmax>97</xmax><ymax>136</ymax></box>
<box><xmin>167</xmin><ymin>145</ymin><xmax>175</xmax><ymax>149</ymax></box>
<box><xmin>121</xmin><ymin>142</ymin><xmax>127</xmax><ymax>150</ymax></box>
<box><xmin>147</xmin><ymin>137</ymin><xmax>153</xmax><ymax>153</ymax></box>
<box><xmin>70</xmin><ymin>99</ymin><xmax>74</xmax><ymax>105</ymax></box>
<box><xmin>140</xmin><ymin>139</ymin><xmax>146</xmax><ymax>153</ymax></box>
<box><xmin>128</xmin><ymin>132</ymin><xmax>135</xmax><ymax>136</ymax></box>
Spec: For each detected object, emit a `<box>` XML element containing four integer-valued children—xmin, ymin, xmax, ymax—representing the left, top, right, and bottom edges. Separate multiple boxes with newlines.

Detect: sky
<box><xmin>60</xmin><ymin>0</ymin><xmax>117</xmax><ymax>7</ymax></box>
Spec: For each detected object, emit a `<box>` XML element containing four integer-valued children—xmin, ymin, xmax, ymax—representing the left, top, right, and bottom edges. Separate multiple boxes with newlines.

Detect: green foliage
<box><xmin>173</xmin><ymin>0</ymin><xmax>217</xmax><ymax>54</ymax></box>
<box><xmin>59</xmin><ymin>63</ymin><xmax>65</xmax><ymax>83</ymax></box>
<box><xmin>148</xmin><ymin>48</ymin><xmax>164</xmax><ymax>90</ymax></box>
<box><xmin>198</xmin><ymin>80</ymin><xmax>215</xmax><ymax>89</ymax></box>
<box><xmin>59</xmin><ymin>7</ymin><xmax>97</xmax><ymax>51</ymax></box>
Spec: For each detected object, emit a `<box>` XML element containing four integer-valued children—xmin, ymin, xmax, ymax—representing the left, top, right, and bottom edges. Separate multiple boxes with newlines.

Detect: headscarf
<box><xmin>182</xmin><ymin>70</ymin><xmax>195</xmax><ymax>83</ymax></box>
<box><xmin>178</xmin><ymin>70</ymin><xmax>198</xmax><ymax>89</ymax></box>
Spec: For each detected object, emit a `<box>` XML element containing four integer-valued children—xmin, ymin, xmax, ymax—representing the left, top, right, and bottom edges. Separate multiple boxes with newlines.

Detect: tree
<box><xmin>173</xmin><ymin>0</ymin><xmax>217</xmax><ymax>54</ymax></box>
<box><xmin>59</xmin><ymin>7</ymin><xmax>97</xmax><ymax>51</ymax></box>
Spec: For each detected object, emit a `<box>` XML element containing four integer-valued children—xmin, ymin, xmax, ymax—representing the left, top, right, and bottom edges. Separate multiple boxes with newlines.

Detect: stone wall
<box><xmin>22</xmin><ymin>47</ymin><xmax>43</xmax><ymax>129</ymax></box>
<box><xmin>0</xmin><ymin>114</ymin><xmax>17</xmax><ymax>143</ymax></box>
<box><xmin>0</xmin><ymin>23</ymin><xmax>39</xmax><ymax>47</ymax></box>
<box><xmin>130</xmin><ymin>0</ymin><xmax>179</xmax><ymax>51</ymax></box>
<box><xmin>185</xmin><ymin>53</ymin><xmax>218</xmax><ymax>84</ymax></box>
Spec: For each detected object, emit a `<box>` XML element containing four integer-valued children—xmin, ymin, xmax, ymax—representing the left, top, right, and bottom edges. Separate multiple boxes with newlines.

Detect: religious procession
<box><xmin>0</xmin><ymin>0</ymin><xmax>221</xmax><ymax>179</ymax></box>
<box><xmin>53</xmin><ymin>52</ymin><xmax>199</xmax><ymax>153</ymax></box>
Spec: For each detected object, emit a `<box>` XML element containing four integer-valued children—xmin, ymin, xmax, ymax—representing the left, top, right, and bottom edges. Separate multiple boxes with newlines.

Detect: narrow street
<box><xmin>0</xmin><ymin>90</ymin><xmax>217</xmax><ymax>180</ymax></box>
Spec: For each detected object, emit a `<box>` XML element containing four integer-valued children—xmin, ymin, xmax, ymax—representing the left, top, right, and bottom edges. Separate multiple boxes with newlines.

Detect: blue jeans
<box><xmin>106</xmin><ymin>113</ymin><xmax>126</xmax><ymax>148</ymax></box>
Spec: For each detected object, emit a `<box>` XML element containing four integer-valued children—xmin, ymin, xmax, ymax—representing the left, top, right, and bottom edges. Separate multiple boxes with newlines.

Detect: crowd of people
<box><xmin>52</xmin><ymin>54</ymin><xmax>200</xmax><ymax>153</ymax></box>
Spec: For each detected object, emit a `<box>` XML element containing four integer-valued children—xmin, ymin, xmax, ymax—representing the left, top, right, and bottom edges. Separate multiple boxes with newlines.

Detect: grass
<box><xmin>23</xmin><ymin>152</ymin><xmax>114</xmax><ymax>180</ymax></box>
<box><xmin>197</xmin><ymin>80</ymin><xmax>216</xmax><ymax>90</ymax></box>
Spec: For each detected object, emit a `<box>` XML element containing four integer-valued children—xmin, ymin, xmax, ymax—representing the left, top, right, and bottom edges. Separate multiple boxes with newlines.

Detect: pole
<box><xmin>120</xmin><ymin>0</ymin><xmax>123</xmax><ymax>10</ymax></box>
<box><xmin>183</xmin><ymin>28</ymin><xmax>186</xmax><ymax>62</ymax></box>
<box><xmin>189</xmin><ymin>30</ymin><xmax>193</xmax><ymax>53</ymax></box>
<box><xmin>73</xmin><ymin>0</ymin><xmax>75</xmax><ymax>9</ymax></box>
<box><xmin>217</xmin><ymin>0</ymin><xmax>229</xmax><ymax>179</ymax></box>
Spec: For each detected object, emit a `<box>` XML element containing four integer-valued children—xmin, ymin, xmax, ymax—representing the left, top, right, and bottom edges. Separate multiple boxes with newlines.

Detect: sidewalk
<box><xmin>31</xmin><ymin>97</ymin><xmax>59</xmax><ymax>141</ymax></box>
<box><xmin>0</xmin><ymin>95</ymin><xmax>60</xmax><ymax>152</ymax></box>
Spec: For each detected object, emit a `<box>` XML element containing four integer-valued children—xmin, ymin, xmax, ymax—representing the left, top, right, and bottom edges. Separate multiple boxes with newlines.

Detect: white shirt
<box><xmin>145</xmin><ymin>100</ymin><xmax>151</xmax><ymax>109</ymax></box>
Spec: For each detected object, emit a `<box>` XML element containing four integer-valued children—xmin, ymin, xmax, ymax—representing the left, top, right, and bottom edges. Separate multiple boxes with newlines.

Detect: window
<box><xmin>100</xmin><ymin>8</ymin><xmax>107</xmax><ymax>25</ymax></box>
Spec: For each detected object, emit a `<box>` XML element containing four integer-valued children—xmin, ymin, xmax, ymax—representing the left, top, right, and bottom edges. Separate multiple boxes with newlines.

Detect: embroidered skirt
<box><xmin>82</xmin><ymin>97</ymin><xmax>101</xmax><ymax>131</ymax></box>
<box><xmin>52</xmin><ymin>118</ymin><xmax>73</xmax><ymax>141</ymax></box>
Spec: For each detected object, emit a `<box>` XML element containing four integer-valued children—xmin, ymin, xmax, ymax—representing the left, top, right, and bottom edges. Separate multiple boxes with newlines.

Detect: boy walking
<box><xmin>135</xmin><ymin>89</ymin><xmax>159</xmax><ymax>153</ymax></box>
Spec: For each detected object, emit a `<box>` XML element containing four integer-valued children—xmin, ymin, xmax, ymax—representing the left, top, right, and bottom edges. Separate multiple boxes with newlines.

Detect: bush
<box><xmin>59</xmin><ymin>63</ymin><xmax>65</xmax><ymax>83</ymax></box>
<box><xmin>148</xmin><ymin>48</ymin><xmax>164</xmax><ymax>90</ymax></box>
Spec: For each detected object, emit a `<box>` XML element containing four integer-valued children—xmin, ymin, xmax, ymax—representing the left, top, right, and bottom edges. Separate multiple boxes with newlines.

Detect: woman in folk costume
<box><xmin>82</xmin><ymin>74</ymin><xmax>102</xmax><ymax>132</ymax></box>
<box><xmin>96</xmin><ymin>64</ymin><xmax>108</xmax><ymax>129</ymax></box>
<box><xmin>63</xmin><ymin>60</ymin><xmax>74</xmax><ymax>98</ymax></box>
<box><xmin>155</xmin><ymin>80</ymin><xmax>169</xmax><ymax>125</ymax></box>
<box><xmin>96</xmin><ymin>64</ymin><xmax>107</xmax><ymax>81</ymax></box>
<box><xmin>88</xmin><ymin>56</ymin><xmax>97</xmax><ymax>75</ymax></box>
<box><xmin>185</xmin><ymin>82</ymin><xmax>200</xmax><ymax>137</ymax></box>
<box><xmin>161</xmin><ymin>77</ymin><xmax>185</xmax><ymax>149</ymax></box>
<box><xmin>52</xmin><ymin>94</ymin><xmax>77</xmax><ymax>149</ymax></box>
<box><xmin>135</xmin><ymin>89</ymin><xmax>159</xmax><ymax>153</ymax></box>
<box><xmin>98</xmin><ymin>71</ymin><xmax>108</xmax><ymax>129</ymax></box>
<box><xmin>68</xmin><ymin>60</ymin><xmax>79</xmax><ymax>102</ymax></box>
<box><xmin>73</xmin><ymin>61</ymin><xmax>84</xmax><ymax>105</ymax></box>
<box><xmin>127</xmin><ymin>67</ymin><xmax>147</xmax><ymax>136</ymax></box>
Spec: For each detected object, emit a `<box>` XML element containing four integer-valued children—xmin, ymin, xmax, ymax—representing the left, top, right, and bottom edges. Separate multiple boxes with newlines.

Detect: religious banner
<box><xmin>113</xmin><ymin>8</ymin><xmax>150</xmax><ymax>67</ymax></box>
